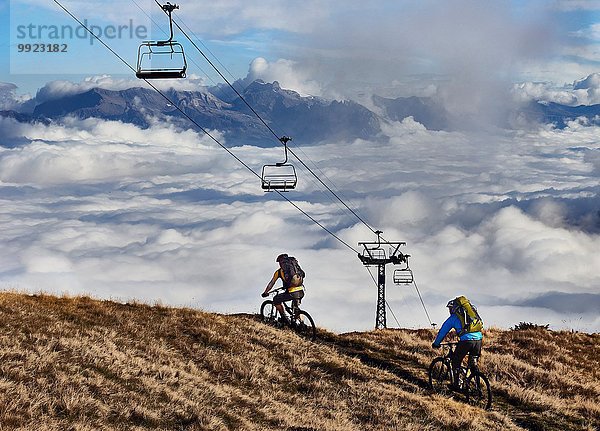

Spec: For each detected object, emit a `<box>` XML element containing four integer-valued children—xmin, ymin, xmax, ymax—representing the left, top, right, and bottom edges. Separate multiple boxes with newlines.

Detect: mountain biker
<box><xmin>432</xmin><ymin>299</ymin><xmax>483</xmax><ymax>389</ymax></box>
<box><xmin>261</xmin><ymin>253</ymin><xmax>305</xmax><ymax>325</ymax></box>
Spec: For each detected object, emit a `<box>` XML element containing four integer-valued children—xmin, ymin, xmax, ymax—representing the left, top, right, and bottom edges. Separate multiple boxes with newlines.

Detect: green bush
<box><xmin>511</xmin><ymin>322</ymin><xmax>550</xmax><ymax>331</ymax></box>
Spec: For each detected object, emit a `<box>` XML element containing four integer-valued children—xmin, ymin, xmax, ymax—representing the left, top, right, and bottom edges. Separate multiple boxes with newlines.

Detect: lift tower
<box><xmin>358</xmin><ymin>231</ymin><xmax>409</xmax><ymax>329</ymax></box>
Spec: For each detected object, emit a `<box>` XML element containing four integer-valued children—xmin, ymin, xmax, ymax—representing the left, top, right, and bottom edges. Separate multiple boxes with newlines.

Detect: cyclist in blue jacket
<box><xmin>432</xmin><ymin>299</ymin><xmax>483</xmax><ymax>389</ymax></box>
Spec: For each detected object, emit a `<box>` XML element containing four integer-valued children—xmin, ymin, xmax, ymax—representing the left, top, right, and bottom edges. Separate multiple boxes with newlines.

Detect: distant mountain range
<box><xmin>2</xmin><ymin>79</ymin><xmax>600</xmax><ymax>146</ymax></box>
<box><xmin>17</xmin><ymin>81</ymin><xmax>381</xmax><ymax>147</ymax></box>
<box><xmin>511</xmin><ymin>101</ymin><xmax>600</xmax><ymax>128</ymax></box>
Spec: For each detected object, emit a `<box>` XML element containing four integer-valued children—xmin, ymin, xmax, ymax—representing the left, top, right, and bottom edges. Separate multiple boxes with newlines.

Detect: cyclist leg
<box><xmin>290</xmin><ymin>290</ymin><xmax>304</xmax><ymax>315</ymax></box>
<box><xmin>467</xmin><ymin>340</ymin><xmax>483</xmax><ymax>369</ymax></box>
<box><xmin>273</xmin><ymin>291</ymin><xmax>293</xmax><ymax>322</ymax></box>
<box><xmin>452</xmin><ymin>341</ymin><xmax>471</xmax><ymax>386</ymax></box>
<box><xmin>452</xmin><ymin>341</ymin><xmax>470</xmax><ymax>370</ymax></box>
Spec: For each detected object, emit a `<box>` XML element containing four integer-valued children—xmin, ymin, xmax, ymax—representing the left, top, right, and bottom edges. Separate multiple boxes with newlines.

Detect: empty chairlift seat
<box><xmin>135</xmin><ymin>2</ymin><xmax>187</xmax><ymax>80</ymax></box>
<box><xmin>393</xmin><ymin>268</ymin><xmax>414</xmax><ymax>284</ymax></box>
<box><xmin>136</xmin><ymin>41</ymin><xmax>187</xmax><ymax>79</ymax></box>
<box><xmin>261</xmin><ymin>164</ymin><xmax>297</xmax><ymax>191</ymax></box>
<box><xmin>361</xmin><ymin>247</ymin><xmax>386</xmax><ymax>261</ymax></box>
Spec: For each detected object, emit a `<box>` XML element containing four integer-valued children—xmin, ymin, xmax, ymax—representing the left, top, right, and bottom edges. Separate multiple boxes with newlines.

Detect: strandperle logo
<box><xmin>15</xmin><ymin>20</ymin><xmax>149</xmax><ymax>45</ymax></box>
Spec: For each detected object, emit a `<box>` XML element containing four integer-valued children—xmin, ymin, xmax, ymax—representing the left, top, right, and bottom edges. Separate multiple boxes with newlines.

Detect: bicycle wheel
<box><xmin>465</xmin><ymin>372</ymin><xmax>492</xmax><ymax>410</ymax></box>
<box><xmin>428</xmin><ymin>358</ymin><xmax>453</xmax><ymax>394</ymax></box>
<box><xmin>260</xmin><ymin>300</ymin><xmax>277</xmax><ymax>324</ymax></box>
<box><xmin>291</xmin><ymin>310</ymin><xmax>316</xmax><ymax>341</ymax></box>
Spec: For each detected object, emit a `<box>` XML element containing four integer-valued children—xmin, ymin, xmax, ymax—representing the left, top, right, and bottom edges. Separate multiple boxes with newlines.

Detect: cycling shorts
<box><xmin>273</xmin><ymin>290</ymin><xmax>304</xmax><ymax>305</ymax></box>
<box><xmin>452</xmin><ymin>339</ymin><xmax>482</xmax><ymax>371</ymax></box>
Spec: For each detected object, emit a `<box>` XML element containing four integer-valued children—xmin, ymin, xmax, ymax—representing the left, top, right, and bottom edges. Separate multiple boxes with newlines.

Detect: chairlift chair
<box><xmin>261</xmin><ymin>136</ymin><xmax>298</xmax><ymax>192</ymax></box>
<box><xmin>393</xmin><ymin>267</ymin><xmax>414</xmax><ymax>285</ymax></box>
<box><xmin>261</xmin><ymin>164</ymin><xmax>297</xmax><ymax>191</ymax></box>
<box><xmin>361</xmin><ymin>247</ymin><xmax>386</xmax><ymax>261</ymax></box>
<box><xmin>136</xmin><ymin>42</ymin><xmax>187</xmax><ymax>79</ymax></box>
<box><xmin>393</xmin><ymin>255</ymin><xmax>413</xmax><ymax>284</ymax></box>
<box><xmin>136</xmin><ymin>3</ymin><xmax>187</xmax><ymax>80</ymax></box>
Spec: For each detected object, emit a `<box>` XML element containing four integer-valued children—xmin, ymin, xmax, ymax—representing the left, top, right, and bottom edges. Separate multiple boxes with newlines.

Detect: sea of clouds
<box><xmin>3</xmin><ymin>0</ymin><xmax>598</xmax><ymax>334</ymax></box>
<box><xmin>1</xmin><ymin>102</ymin><xmax>599</xmax><ymax>333</ymax></box>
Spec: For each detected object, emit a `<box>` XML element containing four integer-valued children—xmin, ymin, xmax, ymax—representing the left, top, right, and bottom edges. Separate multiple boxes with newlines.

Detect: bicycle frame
<box><xmin>431</xmin><ymin>342</ymin><xmax>492</xmax><ymax>409</ymax></box>
<box><xmin>266</xmin><ymin>287</ymin><xmax>301</xmax><ymax>317</ymax></box>
<box><xmin>439</xmin><ymin>342</ymin><xmax>459</xmax><ymax>386</ymax></box>
<box><xmin>440</xmin><ymin>342</ymin><xmax>479</xmax><ymax>377</ymax></box>
<box><xmin>260</xmin><ymin>287</ymin><xmax>316</xmax><ymax>341</ymax></box>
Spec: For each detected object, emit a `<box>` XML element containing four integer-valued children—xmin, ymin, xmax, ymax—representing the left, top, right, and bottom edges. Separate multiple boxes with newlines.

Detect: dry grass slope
<box><xmin>0</xmin><ymin>292</ymin><xmax>597</xmax><ymax>431</ymax></box>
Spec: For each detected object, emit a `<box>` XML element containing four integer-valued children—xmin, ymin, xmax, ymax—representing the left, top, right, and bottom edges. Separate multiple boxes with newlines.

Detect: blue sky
<box><xmin>1</xmin><ymin>0</ymin><xmax>599</xmax><ymax>96</ymax></box>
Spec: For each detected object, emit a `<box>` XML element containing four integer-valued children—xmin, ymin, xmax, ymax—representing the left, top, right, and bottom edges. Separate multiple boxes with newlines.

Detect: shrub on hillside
<box><xmin>510</xmin><ymin>322</ymin><xmax>550</xmax><ymax>331</ymax></box>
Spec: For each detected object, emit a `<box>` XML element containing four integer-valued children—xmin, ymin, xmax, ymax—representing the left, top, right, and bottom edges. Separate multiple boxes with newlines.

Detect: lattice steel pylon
<box><xmin>358</xmin><ymin>230</ymin><xmax>409</xmax><ymax>329</ymax></box>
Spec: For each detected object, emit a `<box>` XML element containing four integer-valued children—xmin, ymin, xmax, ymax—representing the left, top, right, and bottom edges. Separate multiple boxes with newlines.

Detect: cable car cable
<box><xmin>164</xmin><ymin>5</ymin><xmax>364</xmax><ymax>218</ymax></box>
<box><xmin>413</xmin><ymin>278</ymin><xmax>434</xmax><ymax>327</ymax></box>
<box><xmin>161</xmin><ymin>6</ymin><xmax>380</xmax><ymax>236</ymax></box>
<box><xmin>174</xmin><ymin>15</ymin><xmax>242</xmax><ymax>91</ymax></box>
<box><xmin>386</xmin><ymin>300</ymin><xmax>402</xmax><ymax>328</ymax></box>
<box><xmin>366</xmin><ymin>262</ymin><xmax>432</xmax><ymax>328</ymax></box>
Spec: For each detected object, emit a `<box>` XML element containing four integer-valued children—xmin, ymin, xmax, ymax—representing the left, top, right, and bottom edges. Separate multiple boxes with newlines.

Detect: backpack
<box><xmin>280</xmin><ymin>256</ymin><xmax>305</xmax><ymax>288</ymax></box>
<box><xmin>454</xmin><ymin>296</ymin><xmax>483</xmax><ymax>335</ymax></box>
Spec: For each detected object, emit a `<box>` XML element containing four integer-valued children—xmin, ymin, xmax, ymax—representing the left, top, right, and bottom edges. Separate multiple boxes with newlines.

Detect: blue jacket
<box><xmin>433</xmin><ymin>313</ymin><xmax>482</xmax><ymax>346</ymax></box>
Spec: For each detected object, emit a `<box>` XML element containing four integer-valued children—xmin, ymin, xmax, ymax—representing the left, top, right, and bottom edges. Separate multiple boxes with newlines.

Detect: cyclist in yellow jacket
<box><xmin>262</xmin><ymin>253</ymin><xmax>305</xmax><ymax>324</ymax></box>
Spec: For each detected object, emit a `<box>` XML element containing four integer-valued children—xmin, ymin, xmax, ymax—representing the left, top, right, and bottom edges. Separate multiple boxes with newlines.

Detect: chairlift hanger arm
<box><xmin>155</xmin><ymin>1</ymin><xmax>179</xmax><ymax>44</ymax></box>
<box><xmin>276</xmin><ymin>136</ymin><xmax>292</xmax><ymax>166</ymax></box>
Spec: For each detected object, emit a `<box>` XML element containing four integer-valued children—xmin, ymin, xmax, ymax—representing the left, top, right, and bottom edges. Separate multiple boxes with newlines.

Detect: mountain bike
<box><xmin>260</xmin><ymin>288</ymin><xmax>316</xmax><ymax>341</ymax></box>
<box><xmin>428</xmin><ymin>342</ymin><xmax>492</xmax><ymax>410</ymax></box>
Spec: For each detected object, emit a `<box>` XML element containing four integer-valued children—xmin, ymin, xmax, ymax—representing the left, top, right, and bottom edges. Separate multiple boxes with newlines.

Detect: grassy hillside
<box><xmin>0</xmin><ymin>292</ymin><xmax>597</xmax><ymax>431</ymax></box>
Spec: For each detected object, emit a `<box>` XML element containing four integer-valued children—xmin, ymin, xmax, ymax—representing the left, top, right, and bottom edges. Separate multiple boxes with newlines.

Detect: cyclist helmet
<box><xmin>276</xmin><ymin>253</ymin><xmax>288</xmax><ymax>263</ymax></box>
<box><xmin>447</xmin><ymin>299</ymin><xmax>457</xmax><ymax>313</ymax></box>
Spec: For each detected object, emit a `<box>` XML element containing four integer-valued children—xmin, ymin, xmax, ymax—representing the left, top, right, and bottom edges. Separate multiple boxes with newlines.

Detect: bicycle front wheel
<box><xmin>465</xmin><ymin>372</ymin><xmax>492</xmax><ymax>410</ymax></box>
<box><xmin>291</xmin><ymin>310</ymin><xmax>316</xmax><ymax>341</ymax></box>
<box><xmin>260</xmin><ymin>300</ymin><xmax>277</xmax><ymax>324</ymax></box>
<box><xmin>428</xmin><ymin>357</ymin><xmax>452</xmax><ymax>395</ymax></box>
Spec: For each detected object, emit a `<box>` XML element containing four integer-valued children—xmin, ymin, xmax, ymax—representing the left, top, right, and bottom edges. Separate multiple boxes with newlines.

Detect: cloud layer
<box><xmin>513</xmin><ymin>73</ymin><xmax>600</xmax><ymax>106</ymax></box>
<box><xmin>1</xmin><ymin>109</ymin><xmax>600</xmax><ymax>333</ymax></box>
<box><xmin>5</xmin><ymin>0</ymin><xmax>597</xmax><ymax>333</ymax></box>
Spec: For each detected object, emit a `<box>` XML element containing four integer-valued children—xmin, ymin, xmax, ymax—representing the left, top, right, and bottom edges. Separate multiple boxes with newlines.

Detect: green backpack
<box><xmin>454</xmin><ymin>296</ymin><xmax>483</xmax><ymax>335</ymax></box>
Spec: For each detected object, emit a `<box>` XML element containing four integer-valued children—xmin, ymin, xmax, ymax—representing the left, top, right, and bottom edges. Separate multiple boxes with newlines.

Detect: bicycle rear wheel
<box><xmin>260</xmin><ymin>300</ymin><xmax>277</xmax><ymax>324</ymax></box>
<box><xmin>428</xmin><ymin>357</ymin><xmax>452</xmax><ymax>395</ymax></box>
<box><xmin>291</xmin><ymin>310</ymin><xmax>316</xmax><ymax>341</ymax></box>
<box><xmin>465</xmin><ymin>372</ymin><xmax>492</xmax><ymax>410</ymax></box>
